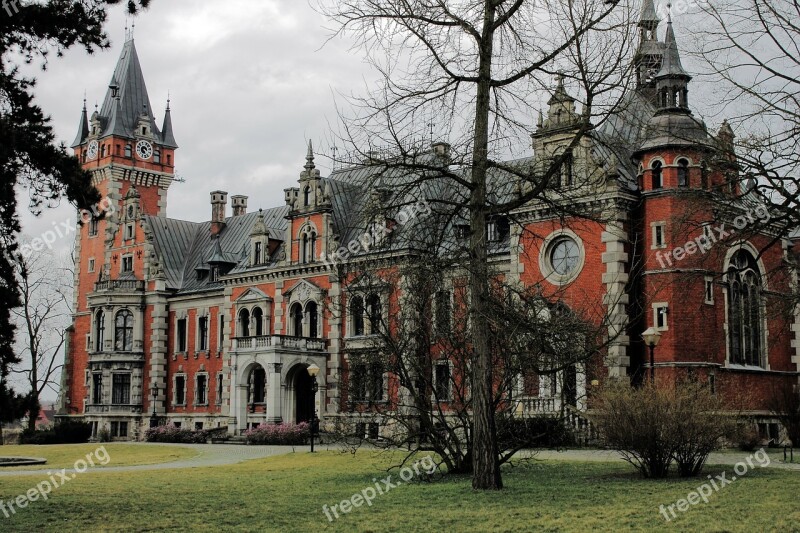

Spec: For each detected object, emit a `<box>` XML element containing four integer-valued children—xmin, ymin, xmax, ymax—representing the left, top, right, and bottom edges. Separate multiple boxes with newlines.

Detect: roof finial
<box><xmin>305</xmin><ymin>140</ymin><xmax>315</xmax><ymax>171</ymax></box>
<box><xmin>666</xmin><ymin>3</ymin><xmax>672</xmax><ymax>24</ymax></box>
<box><xmin>166</xmin><ymin>91</ymin><xmax>171</xmax><ymax>111</ymax></box>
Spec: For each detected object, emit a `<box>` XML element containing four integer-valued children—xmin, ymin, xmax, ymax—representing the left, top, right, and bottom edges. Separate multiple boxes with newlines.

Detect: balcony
<box><xmin>85</xmin><ymin>404</ymin><xmax>143</xmax><ymax>414</ymax></box>
<box><xmin>233</xmin><ymin>335</ymin><xmax>327</xmax><ymax>353</ymax></box>
<box><xmin>518</xmin><ymin>396</ymin><xmax>562</xmax><ymax>414</ymax></box>
<box><xmin>94</xmin><ymin>279</ymin><xmax>145</xmax><ymax>292</ymax></box>
<box><xmin>88</xmin><ymin>350</ymin><xmax>145</xmax><ymax>364</ymax></box>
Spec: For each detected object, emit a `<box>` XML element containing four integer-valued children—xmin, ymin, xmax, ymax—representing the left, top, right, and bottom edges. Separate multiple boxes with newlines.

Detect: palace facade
<box><xmin>59</xmin><ymin>2</ymin><xmax>800</xmax><ymax>441</ymax></box>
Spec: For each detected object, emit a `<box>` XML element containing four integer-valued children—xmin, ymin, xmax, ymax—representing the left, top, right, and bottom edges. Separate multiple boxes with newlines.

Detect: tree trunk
<box><xmin>26</xmin><ymin>393</ymin><xmax>39</xmax><ymax>432</ymax></box>
<box><xmin>470</xmin><ymin>2</ymin><xmax>502</xmax><ymax>491</ymax></box>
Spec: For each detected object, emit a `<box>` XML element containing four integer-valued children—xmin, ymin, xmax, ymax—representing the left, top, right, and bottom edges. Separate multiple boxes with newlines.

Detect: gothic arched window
<box><xmin>114</xmin><ymin>309</ymin><xmax>133</xmax><ymax>352</ymax></box>
<box><xmin>727</xmin><ymin>250</ymin><xmax>764</xmax><ymax>367</ymax></box>
<box><xmin>239</xmin><ymin>308</ymin><xmax>250</xmax><ymax>337</ymax></box>
<box><xmin>651</xmin><ymin>160</ymin><xmax>663</xmax><ymax>190</ymax></box>
<box><xmin>677</xmin><ymin>158</ymin><xmax>689</xmax><ymax>187</ymax></box>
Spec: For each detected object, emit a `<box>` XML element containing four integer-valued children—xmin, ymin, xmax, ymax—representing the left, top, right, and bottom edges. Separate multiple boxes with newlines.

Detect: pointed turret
<box><xmin>655</xmin><ymin>13</ymin><xmax>689</xmax><ymax>80</ymax></box>
<box><xmin>98</xmin><ymin>39</ymin><xmax>161</xmax><ymax>141</ymax></box>
<box><xmin>639</xmin><ymin>0</ymin><xmax>660</xmax><ymax>31</ymax></box>
<box><xmin>161</xmin><ymin>98</ymin><xmax>178</xmax><ymax>148</ymax></box>
<box><xmin>654</xmin><ymin>11</ymin><xmax>691</xmax><ymax>112</ymax></box>
<box><xmin>71</xmin><ymin>100</ymin><xmax>90</xmax><ymax>148</ymax></box>
<box><xmin>634</xmin><ymin>0</ymin><xmax>664</xmax><ymax>92</ymax></box>
<box><xmin>534</xmin><ymin>74</ymin><xmax>580</xmax><ymax>135</ymax></box>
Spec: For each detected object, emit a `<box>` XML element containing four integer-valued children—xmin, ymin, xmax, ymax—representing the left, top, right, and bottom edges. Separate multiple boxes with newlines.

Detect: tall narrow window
<box><xmin>367</xmin><ymin>294</ymin><xmax>381</xmax><ymax>334</ymax></box>
<box><xmin>677</xmin><ymin>158</ymin><xmax>689</xmax><ymax>187</ymax></box>
<box><xmin>435</xmin><ymin>362</ymin><xmax>451</xmax><ymax>400</ymax></box>
<box><xmin>216</xmin><ymin>373</ymin><xmax>224</xmax><ymax>405</ymax></box>
<box><xmin>177</xmin><ymin>317</ymin><xmax>188</xmax><ymax>352</ymax></box>
<box><xmin>310</xmin><ymin>233</ymin><xmax>317</xmax><ymax>262</ymax></box>
<box><xmin>92</xmin><ymin>373</ymin><xmax>102</xmax><ymax>404</ymax></box>
<box><xmin>218</xmin><ymin>312</ymin><xmax>225</xmax><ymax>350</ymax></box>
<box><xmin>95</xmin><ymin>310</ymin><xmax>105</xmax><ymax>352</ymax></box>
<box><xmin>250</xmin><ymin>367</ymin><xmax>266</xmax><ymax>404</ymax></box>
<box><xmin>371</xmin><ymin>364</ymin><xmax>384</xmax><ymax>402</ymax></box>
<box><xmin>238</xmin><ymin>309</ymin><xmax>250</xmax><ymax>337</ymax></box>
<box><xmin>115</xmin><ymin>310</ymin><xmax>134</xmax><ymax>352</ymax></box>
<box><xmin>112</xmin><ymin>374</ymin><xmax>131</xmax><ymax>404</ymax></box>
<box><xmin>198</xmin><ymin>316</ymin><xmax>209</xmax><ymax>351</ymax></box>
<box><xmin>291</xmin><ymin>303</ymin><xmax>304</xmax><ymax>337</ymax></box>
<box><xmin>306</xmin><ymin>301</ymin><xmax>319</xmax><ymax>339</ymax></box>
<box><xmin>435</xmin><ymin>290</ymin><xmax>452</xmax><ymax>336</ymax></box>
<box><xmin>651</xmin><ymin>160</ymin><xmax>663</xmax><ymax>190</ymax></box>
<box><xmin>175</xmin><ymin>376</ymin><xmax>186</xmax><ymax>405</ymax></box>
<box><xmin>303</xmin><ymin>186</ymin><xmax>311</xmax><ymax>206</ymax></box>
<box><xmin>254</xmin><ymin>241</ymin><xmax>262</xmax><ymax>265</ymax></box>
<box><xmin>561</xmin><ymin>150</ymin><xmax>574</xmax><ymax>187</ymax></box>
<box><xmin>196</xmin><ymin>374</ymin><xmax>208</xmax><ymax>405</ymax></box>
<box><xmin>125</xmin><ymin>144</ymin><xmax>132</xmax><ymax>158</ymax></box>
<box><xmin>700</xmin><ymin>161</ymin><xmax>709</xmax><ymax>189</ymax></box>
<box><xmin>252</xmin><ymin>307</ymin><xmax>264</xmax><ymax>336</ymax></box>
<box><xmin>351</xmin><ymin>363</ymin><xmax>367</xmax><ymax>402</ymax></box>
<box><xmin>351</xmin><ymin>296</ymin><xmax>364</xmax><ymax>336</ymax></box>
<box><xmin>301</xmin><ymin>234</ymin><xmax>309</xmax><ymax>263</ymax></box>
<box><xmin>89</xmin><ymin>218</ymin><xmax>99</xmax><ymax>237</ymax></box>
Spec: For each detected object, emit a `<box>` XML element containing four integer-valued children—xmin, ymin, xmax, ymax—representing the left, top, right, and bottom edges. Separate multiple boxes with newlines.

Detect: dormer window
<box><xmin>254</xmin><ymin>242</ymin><xmax>262</xmax><ymax>265</ymax></box>
<box><xmin>142</xmin><ymin>126</ymin><xmax>147</xmax><ymax>136</ymax></box>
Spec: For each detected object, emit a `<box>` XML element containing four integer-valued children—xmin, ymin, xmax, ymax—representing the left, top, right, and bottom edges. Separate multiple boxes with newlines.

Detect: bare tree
<box><xmin>318</xmin><ymin>0</ymin><xmax>635</xmax><ymax>489</ymax></box>
<box><xmin>9</xmin><ymin>247</ymin><xmax>73</xmax><ymax>431</ymax></box>
<box><xmin>693</xmin><ymin>0</ymin><xmax>800</xmax><ymax>239</ymax></box>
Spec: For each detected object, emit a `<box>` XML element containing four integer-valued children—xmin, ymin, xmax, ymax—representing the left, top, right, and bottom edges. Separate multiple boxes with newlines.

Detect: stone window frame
<box><xmin>539</xmin><ymin>229</ymin><xmax>586</xmax><ymax>286</ymax></box>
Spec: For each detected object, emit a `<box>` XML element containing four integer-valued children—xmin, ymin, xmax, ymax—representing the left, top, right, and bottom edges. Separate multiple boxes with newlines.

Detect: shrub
<box><xmin>497</xmin><ymin>415</ymin><xmax>574</xmax><ymax>450</ymax></box>
<box><xmin>144</xmin><ymin>424</ymin><xmax>207</xmax><ymax>444</ymax></box>
<box><xmin>244</xmin><ymin>423</ymin><xmax>310</xmax><ymax>445</ymax></box>
<box><xmin>596</xmin><ymin>380</ymin><xmax>736</xmax><ymax>478</ymax></box>
<box><xmin>97</xmin><ymin>427</ymin><xmax>112</xmax><ymax>443</ymax></box>
<box><xmin>736</xmin><ymin>425</ymin><xmax>762</xmax><ymax>452</ymax></box>
<box><xmin>19</xmin><ymin>420</ymin><xmax>92</xmax><ymax>445</ymax></box>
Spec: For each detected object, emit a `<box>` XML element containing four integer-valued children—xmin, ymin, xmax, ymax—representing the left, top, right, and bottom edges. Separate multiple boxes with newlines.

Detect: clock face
<box><xmin>86</xmin><ymin>141</ymin><xmax>99</xmax><ymax>161</ymax></box>
<box><xmin>136</xmin><ymin>140</ymin><xmax>153</xmax><ymax>160</ymax></box>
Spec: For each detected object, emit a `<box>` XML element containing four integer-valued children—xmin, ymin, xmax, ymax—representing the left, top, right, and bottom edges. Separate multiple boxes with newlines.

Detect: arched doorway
<box><xmin>292</xmin><ymin>366</ymin><xmax>315</xmax><ymax>424</ymax></box>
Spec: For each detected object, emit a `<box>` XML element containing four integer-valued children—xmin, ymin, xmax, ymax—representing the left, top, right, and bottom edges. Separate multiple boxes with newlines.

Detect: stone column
<box><xmin>267</xmin><ymin>361</ymin><xmax>283</xmax><ymax>424</ymax></box>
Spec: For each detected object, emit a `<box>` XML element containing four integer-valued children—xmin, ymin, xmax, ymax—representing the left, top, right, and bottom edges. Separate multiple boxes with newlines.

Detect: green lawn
<box><xmin>0</xmin><ymin>443</ymin><xmax>198</xmax><ymax>470</ymax></box>
<box><xmin>0</xmin><ymin>450</ymin><xmax>797</xmax><ymax>532</ymax></box>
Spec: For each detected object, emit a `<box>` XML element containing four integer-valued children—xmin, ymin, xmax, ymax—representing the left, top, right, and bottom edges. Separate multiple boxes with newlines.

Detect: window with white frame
<box><xmin>176</xmin><ymin>317</ymin><xmax>188</xmax><ymax>352</ymax></box>
<box><xmin>434</xmin><ymin>360</ymin><xmax>452</xmax><ymax>401</ymax></box>
<box><xmin>198</xmin><ymin>315</ymin><xmax>209</xmax><ymax>351</ymax></box>
<box><xmin>653</xmin><ymin>303</ymin><xmax>669</xmax><ymax>330</ymax></box>
<box><xmin>88</xmin><ymin>258</ymin><xmax>95</xmax><ymax>273</ymax></box>
<box><xmin>111</xmin><ymin>373</ymin><xmax>131</xmax><ymax>405</ymax></box>
<box><xmin>174</xmin><ymin>375</ymin><xmax>186</xmax><ymax>405</ymax></box>
<box><xmin>121</xmin><ymin>255</ymin><xmax>133</xmax><ymax>273</ymax></box>
<box><xmin>651</xmin><ymin>222</ymin><xmax>666</xmax><ymax>249</ymax></box>
<box><xmin>704</xmin><ymin>277</ymin><xmax>714</xmax><ymax>305</ymax></box>
<box><xmin>196</xmin><ymin>374</ymin><xmax>208</xmax><ymax>405</ymax></box>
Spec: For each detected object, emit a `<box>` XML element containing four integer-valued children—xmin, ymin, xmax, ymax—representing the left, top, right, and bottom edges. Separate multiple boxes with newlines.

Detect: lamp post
<box><xmin>307</xmin><ymin>363</ymin><xmax>320</xmax><ymax>453</ymax></box>
<box><xmin>642</xmin><ymin>327</ymin><xmax>662</xmax><ymax>385</ymax></box>
<box><xmin>149</xmin><ymin>385</ymin><xmax>159</xmax><ymax>428</ymax></box>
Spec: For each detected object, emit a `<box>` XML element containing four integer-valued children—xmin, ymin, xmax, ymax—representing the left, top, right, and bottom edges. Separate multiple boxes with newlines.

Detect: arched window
<box><xmin>561</xmin><ymin>150</ymin><xmax>574</xmax><ymax>187</ymax></box>
<box><xmin>251</xmin><ymin>307</ymin><xmax>264</xmax><ymax>337</ymax></box>
<box><xmin>677</xmin><ymin>158</ymin><xmax>689</xmax><ymax>187</ymax></box>
<box><xmin>351</xmin><ymin>295</ymin><xmax>365</xmax><ymax>336</ymax></box>
<box><xmin>249</xmin><ymin>367</ymin><xmax>266</xmax><ymax>404</ymax></box>
<box><xmin>95</xmin><ymin>310</ymin><xmax>105</xmax><ymax>352</ymax></box>
<box><xmin>124</xmin><ymin>144</ymin><xmax>132</xmax><ymax>158</ymax></box>
<box><xmin>727</xmin><ymin>251</ymin><xmax>763</xmax><ymax>367</ymax></box>
<box><xmin>367</xmin><ymin>294</ymin><xmax>381</xmax><ymax>334</ymax></box>
<box><xmin>303</xmin><ymin>186</ymin><xmax>311</xmax><ymax>206</ymax></box>
<box><xmin>651</xmin><ymin>160</ymin><xmax>663</xmax><ymax>190</ymax></box>
<box><xmin>301</xmin><ymin>234</ymin><xmax>309</xmax><ymax>263</ymax></box>
<box><xmin>306</xmin><ymin>301</ymin><xmax>319</xmax><ymax>339</ymax></box>
<box><xmin>291</xmin><ymin>303</ymin><xmax>304</xmax><ymax>337</ymax></box>
<box><xmin>239</xmin><ymin>308</ymin><xmax>250</xmax><ymax>337</ymax></box>
<box><xmin>114</xmin><ymin>309</ymin><xmax>133</xmax><ymax>352</ymax></box>
<box><xmin>310</xmin><ymin>233</ymin><xmax>317</xmax><ymax>262</ymax></box>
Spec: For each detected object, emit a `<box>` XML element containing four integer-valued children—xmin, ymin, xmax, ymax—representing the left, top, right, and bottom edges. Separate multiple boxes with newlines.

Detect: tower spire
<box><xmin>71</xmin><ymin>97</ymin><xmax>90</xmax><ymax>148</ymax></box>
<box><xmin>305</xmin><ymin>140</ymin><xmax>315</xmax><ymax>172</ymax></box>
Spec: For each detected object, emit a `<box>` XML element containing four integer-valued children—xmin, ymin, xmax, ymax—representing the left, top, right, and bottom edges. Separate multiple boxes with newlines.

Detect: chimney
<box><xmin>210</xmin><ymin>191</ymin><xmax>228</xmax><ymax>235</ymax></box>
<box><xmin>231</xmin><ymin>195</ymin><xmax>248</xmax><ymax>217</ymax></box>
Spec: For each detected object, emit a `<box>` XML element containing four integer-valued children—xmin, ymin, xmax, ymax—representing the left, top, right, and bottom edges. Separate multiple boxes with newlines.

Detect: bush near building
<box><xmin>595</xmin><ymin>380</ymin><xmax>740</xmax><ymax>478</ymax></box>
<box><xmin>244</xmin><ymin>423</ymin><xmax>310</xmax><ymax>445</ymax></box>
<box><xmin>19</xmin><ymin>420</ymin><xmax>92</xmax><ymax>445</ymax></box>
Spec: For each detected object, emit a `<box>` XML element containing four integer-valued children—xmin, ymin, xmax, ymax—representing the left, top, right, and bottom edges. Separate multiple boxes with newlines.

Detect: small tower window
<box><xmin>677</xmin><ymin>158</ymin><xmax>689</xmax><ymax>187</ymax></box>
<box><xmin>154</xmin><ymin>150</ymin><xmax>161</xmax><ymax>164</ymax></box>
<box><xmin>651</xmin><ymin>160</ymin><xmax>663</xmax><ymax>190</ymax></box>
<box><xmin>125</xmin><ymin>144</ymin><xmax>132</xmax><ymax>158</ymax></box>
<box><xmin>254</xmin><ymin>242</ymin><xmax>262</xmax><ymax>265</ymax></box>
<box><xmin>304</xmin><ymin>186</ymin><xmax>311</xmax><ymax>207</ymax></box>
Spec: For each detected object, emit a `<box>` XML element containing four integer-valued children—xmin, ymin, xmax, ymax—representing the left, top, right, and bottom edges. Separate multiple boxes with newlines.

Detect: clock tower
<box><xmin>61</xmin><ymin>35</ymin><xmax>178</xmax><ymax>427</ymax></box>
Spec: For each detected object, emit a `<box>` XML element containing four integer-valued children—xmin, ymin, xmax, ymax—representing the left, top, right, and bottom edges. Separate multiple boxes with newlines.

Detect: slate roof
<box><xmin>145</xmin><ymin>207</ymin><xmax>289</xmax><ymax>293</ymax></box>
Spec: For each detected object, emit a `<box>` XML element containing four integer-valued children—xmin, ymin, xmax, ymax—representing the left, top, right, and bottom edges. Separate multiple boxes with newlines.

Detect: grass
<box><xmin>0</xmin><ymin>450</ymin><xmax>798</xmax><ymax>532</ymax></box>
<box><xmin>0</xmin><ymin>443</ymin><xmax>198</xmax><ymax>470</ymax></box>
